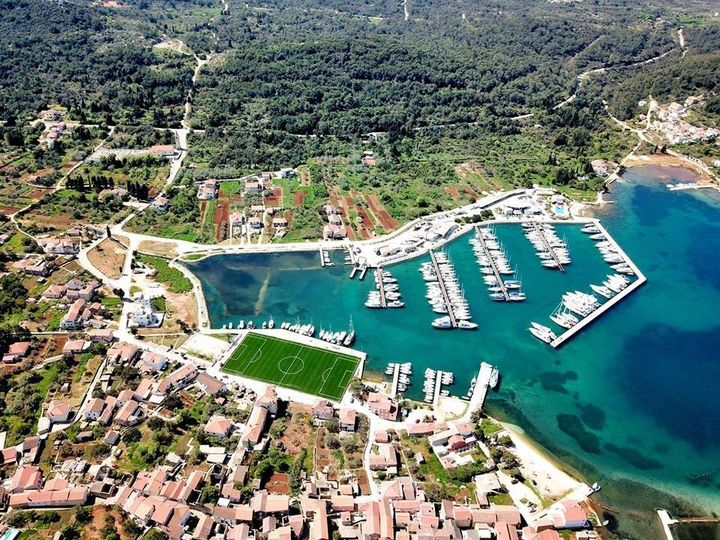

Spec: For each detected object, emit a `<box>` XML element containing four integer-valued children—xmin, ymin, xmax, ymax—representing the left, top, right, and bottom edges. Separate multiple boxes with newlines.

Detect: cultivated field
<box><xmin>223</xmin><ymin>333</ymin><xmax>360</xmax><ymax>401</ymax></box>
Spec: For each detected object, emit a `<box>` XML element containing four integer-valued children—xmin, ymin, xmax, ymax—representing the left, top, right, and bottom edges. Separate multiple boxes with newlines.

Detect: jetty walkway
<box><xmin>473</xmin><ymin>226</ymin><xmax>509</xmax><ymax>300</ymax></box>
<box><xmin>530</xmin><ymin>222</ymin><xmax>565</xmax><ymax>271</ymax></box>
<box><xmin>429</xmin><ymin>250</ymin><xmax>457</xmax><ymax>328</ymax></box>
<box><xmin>550</xmin><ymin>219</ymin><xmax>645</xmax><ymax>348</ymax></box>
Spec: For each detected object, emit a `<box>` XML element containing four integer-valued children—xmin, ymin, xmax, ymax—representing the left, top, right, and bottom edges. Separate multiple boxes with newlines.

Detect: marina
<box><xmin>187</xmin><ymin>175</ymin><xmax>720</xmax><ymax>518</ymax></box>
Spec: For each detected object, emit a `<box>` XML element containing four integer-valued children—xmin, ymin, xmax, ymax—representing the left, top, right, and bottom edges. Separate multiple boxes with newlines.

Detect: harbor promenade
<box><xmin>550</xmin><ymin>219</ymin><xmax>646</xmax><ymax>348</ymax></box>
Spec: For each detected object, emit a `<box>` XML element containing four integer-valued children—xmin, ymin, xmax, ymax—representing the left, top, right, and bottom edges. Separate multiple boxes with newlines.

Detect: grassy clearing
<box><xmin>137</xmin><ymin>254</ymin><xmax>193</xmax><ymax>293</ymax></box>
<box><xmin>223</xmin><ymin>332</ymin><xmax>359</xmax><ymax>401</ymax></box>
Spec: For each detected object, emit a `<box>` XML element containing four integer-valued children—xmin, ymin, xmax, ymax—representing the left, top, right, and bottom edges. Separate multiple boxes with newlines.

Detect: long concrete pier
<box><xmin>550</xmin><ymin>219</ymin><xmax>646</xmax><ymax>348</ymax></box>
<box><xmin>530</xmin><ymin>222</ymin><xmax>565</xmax><ymax>272</ymax></box>
<box><xmin>390</xmin><ymin>363</ymin><xmax>401</xmax><ymax>398</ymax></box>
<box><xmin>657</xmin><ymin>509</ymin><xmax>678</xmax><ymax>540</ymax></box>
<box><xmin>432</xmin><ymin>370</ymin><xmax>443</xmax><ymax>407</ymax></box>
<box><xmin>474</xmin><ymin>226</ymin><xmax>509</xmax><ymax>300</ymax></box>
<box><xmin>375</xmin><ymin>268</ymin><xmax>388</xmax><ymax>308</ymax></box>
<box><xmin>429</xmin><ymin>250</ymin><xmax>457</xmax><ymax>327</ymax></box>
<box><xmin>462</xmin><ymin>362</ymin><xmax>495</xmax><ymax>419</ymax></box>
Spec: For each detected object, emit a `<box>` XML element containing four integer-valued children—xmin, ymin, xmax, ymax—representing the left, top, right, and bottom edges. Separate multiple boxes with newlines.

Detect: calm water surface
<box><xmin>187</xmin><ymin>166</ymin><xmax>720</xmax><ymax>535</ymax></box>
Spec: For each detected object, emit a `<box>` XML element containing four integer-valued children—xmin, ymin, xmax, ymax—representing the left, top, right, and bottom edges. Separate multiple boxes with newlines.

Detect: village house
<box><xmin>65</xmin><ymin>279</ymin><xmax>101</xmax><ymax>301</ymax></box>
<box><xmin>196</xmin><ymin>372</ymin><xmax>226</xmax><ymax>396</ymax></box>
<box><xmin>107</xmin><ymin>342</ymin><xmax>139</xmax><ymax>364</ymax></box>
<box><xmin>134</xmin><ymin>378</ymin><xmax>155</xmax><ymax>401</ymax></box>
<box><xmin>42</xmin><ymin>284</ymin><xmax>67</xmax><ymax>300</ymax></box>
<box><xmin>9</xmin><ymin>486</ymin><xmax>89</xmax><ymax>509</ymax></box>
<box><xmin>312</xmin><ymin>400</ymin><xmax>334</xmax><ymax>421</ymax></box>
<box><xmin>40</xmin><ymin>235</ymin><xmax>79</xmax><ymax>255</ymax></box>
<box><xmin>205</xmin><ymin>415</ymin><xmax>234</xmax><ymax>438</ymax></box>
<box><xmin>98</xmin><ymin>396</ymin><xmax>117</xmax><ymax>425</ymax></box>
<box><xmin>406</xmin><ymin>421</ymin><xmax>448</xmax><ymax>437</ymax></box>
<box><xmin>361</xmin><ymin>150</ymin><xmax>376</xmax><ymax>167</ymax></box>
<box><xmin>154</xmin><ymin>363</ymin><xmax>198</xmax><ymax>398</ymax></box>
<box><xmin>12</xmin><ymin>255</ymin><xmax>51</xmax><ymax>276</ymax></box>
<box><xmin>84</xmin><ymin>398</ymin><xmax>106</xmax><ymax>421</ymax></box>
<box><xmin>428</xmin><ymin>421</ymin><xmax>478</xmax><ymax>468</ymax></box>
<box><xmin>138</xmin><ymin>350</ymin><xmax>168</xmax><ymax>373</ymax></box>
<box><xmin>62</xmin><ymin>339</ymin><xmax>90</xmax><ymax>357</ymax></box>
<box><xmin>368</xmin><ymin>443</ymin><xmax>399</xmax><ymax>475</ymax></box>
<box><xmin>149</xmin><ymin>145</ymin><xmax>179</xmax><ymax>159</ymax></box>
<box><xmin>230</xmin><ymin>212</ymin><xmax>246</xmax><ymax>236</ymax></box>
<box><xmin>129</xmin><ymin>295</ymin><xmax>163</xmax><ymax>328</ymax></box>
<box><xmin>590</xmin><ymin>159</ymin><xmax>609</xmax><ymax>177</ymax></box>
<box><xmin>198</xmin><ymin>179</ymin><xmax>219</xmax><ymax>200</ymax></box>
<box><xmin>2</xmin><ymin>447</ymin><xmax>18</xmax><ymax>466</ymax></box>
<box><xmin>10</xmin><ymin>465</ymin><xmax>43</xmax><ymax>493</ymax></box>
<box><xmin>115</xmin><ymin>398</ymin><xmax>141</xmax><ymax>427</ymax></box>
<box><xmin>548</xmin><ymin>500</ymin><xmax>589</xmax><ymax>529</ymax></box>
<box><xmin>272</xmin><ymin>217</ymin><xmax>289</xmax><ymax>229</ymax></box>
<box><xmin>3</xmin><ymin>341</ymin><xmax>31</xmax><ymax>364</ymax></box>
<box><xmin>87</xmin><ymin>328</ymin><xmax>115</xmax><ymax>343</ymax></box>
<box><xmin>98</xmin><ymin>187</ymin><xmax>129</xmax><ymax>202</ymax></box>
<box><xmin>244</xmin><ymin>180</ymin><xmax>263</xmax><ymax>195</ymax></box>
<box><xmin>152</xmin><ymin>195</ymin><xmax>170</xmax><ymax>211</ymax></box>
<box><xmin>248</xmin><ymin>216</ymin><xmax>263</xmax><ymax>232</ymax></box>
<box><xmin>339</xmin><ymin>409</ymin><xmax>356</xmax><ymax>431</ymax></box>
<box><xmin>60</xmin><ymin>298</ymin><xmax>101</xmax><ymax>329</ymax></box>
<box><xmin>45</xmin><ymin>400</ymin><xmax>71</xmax><ymax>423</ymax></box>
<box><xmin>366</xmin><ymin>392</ymin><xmax>399</xmax><ymax>421</ymax></box>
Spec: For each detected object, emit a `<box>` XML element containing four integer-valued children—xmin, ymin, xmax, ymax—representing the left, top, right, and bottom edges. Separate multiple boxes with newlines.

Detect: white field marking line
<box><xmin>318</xmin><ymin>357</ymin><xmax>358</xmax><ymax>398</ymax></box>
<box><xmin>278</xmin><ymin>346</ymin><xmax>305</xmax><ymax>386</ymax></box>
<box><xmin>240</xmin><ymin>336</ymin><xmax>268</xmax><ymax>374</ymax></box>
<box><xmin>223</xmin><ymin>343</ymin><xmax>247</xmax><ymax>373</ymax></box>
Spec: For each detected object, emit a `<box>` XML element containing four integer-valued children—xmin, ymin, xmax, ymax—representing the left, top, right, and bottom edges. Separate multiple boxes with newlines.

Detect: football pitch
<box><xmin>222</xmin><ymin>332</ymin><xmax>361</xmax><ymax>401</ymax></box>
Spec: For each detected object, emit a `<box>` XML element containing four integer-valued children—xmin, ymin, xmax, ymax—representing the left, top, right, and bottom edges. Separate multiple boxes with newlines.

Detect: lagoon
<box><xmin>186</xmin><ymin>166</ymin><xmax>720</xmax><ymax>537</ymax></box>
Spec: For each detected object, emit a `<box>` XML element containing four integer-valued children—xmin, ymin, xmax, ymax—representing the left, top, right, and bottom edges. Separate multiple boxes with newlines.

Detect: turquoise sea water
<box><xmin>186</xmin><ymin>166</ymin><xmax>720</xmax><ymax>534</ymax></box>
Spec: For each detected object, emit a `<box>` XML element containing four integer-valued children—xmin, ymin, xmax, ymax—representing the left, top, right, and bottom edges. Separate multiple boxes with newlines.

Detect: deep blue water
<box><xmin>186</xmin><ymin>166</ymin><xmax>720</xmax><ymax>520</ymax></box>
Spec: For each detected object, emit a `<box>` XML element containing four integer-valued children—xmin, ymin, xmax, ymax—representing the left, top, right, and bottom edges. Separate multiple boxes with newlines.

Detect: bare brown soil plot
<box><xmin>214</xmin><ymin>200</ymin><xmax>230</xmax><ymax>242</ymax></box>
<box><xmin>462</xmin><ymin>184</ymin><xmax>481</xmax><ymax>199</ymax></box>
<box><xmin>293</xmin><ymin>191</ymin><xmax>306</xmax><ymax>206</ymax></box>
<box><xmin>264</xmin><ymin>187</ymin><xmax>282</xmax><ymax>207</ymax></box>
<box><xmin>138</xmin><ymin>240</ymin><xmax>178</xmax><ymax>258</ymax></box>
<box><xmin>356</xmin><ymin>469</ymin><xmax>372</xmax><ymax>495</ymax></box>
<box><xmin>266</xmin><ymin>472</ymin><xmax>291</xmax><ymax>495</ymax></box>
<box><xmin>22</xmin><ymin>212</ymin><xmax>75</xmax><ymax>231</ymax></box>
<box><xmin>0</xmin><ymin>205</ymin><xmax>22</xmax><ymax>215</ymax></box>
<box><xmin>29</xmin><ymin>187</ymin><xmax>53</xmax><ymax>199</ymax></box>
<box><xmin>354</xmin><ymin>206</ymin><xmax>374</xmax><ymax>239</ymax></box>
<box><xmin>279</xmin><ymin>406</ymin><xmax>313</xmax><ymax>458</ymax></box>
<box><xmin>445</xmin><ymin>186</ymin><xmax>461</xmax><ymax>199</ymax></box>
<box><xmin>88</xmin><ymin>237</ymin><xmax>127</xmax><ymax>279</ymax></box>
<box><xmin>364</xmin><ymin>194</ymin><xmax>398</xmax><ymax>232</ymax></box>
<box><xmin>327</xmin><ymin>188</ymin><xmax>356</xmax><ymax>240</ymax></box>
<box><xmin>41</xmin><ymin>335</ymin><xmax>68</xmax><ymax>358</ymax></box>
<box><xmin>141</xmin><ymin>289</ymin><xmax>197</xmax><ymax>333</ymax></box>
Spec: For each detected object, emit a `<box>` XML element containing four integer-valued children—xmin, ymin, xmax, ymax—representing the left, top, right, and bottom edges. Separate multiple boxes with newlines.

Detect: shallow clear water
<box><xmin>186</xmin><ymin>166</ymin><xmax>720</xmax><ymax>527</ymax></box>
